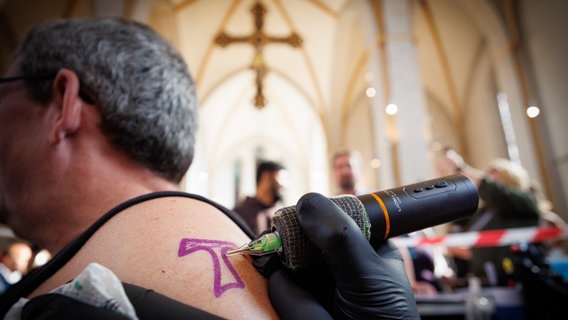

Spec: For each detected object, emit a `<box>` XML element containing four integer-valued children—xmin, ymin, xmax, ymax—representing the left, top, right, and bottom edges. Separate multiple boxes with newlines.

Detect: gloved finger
<box><xmin>268</xmin><ymin>269</ymin><xmax>333</xmax><ymax>320</ymax></box>
<box><xmin>296</xmin><ymin>192</ymin><xmax>387</xmax><ymax>285</ymax></box>
<box><xmin>252</xmin><ymin>253</ymin><xmax>285</xmax><ymax>278</ymax></box>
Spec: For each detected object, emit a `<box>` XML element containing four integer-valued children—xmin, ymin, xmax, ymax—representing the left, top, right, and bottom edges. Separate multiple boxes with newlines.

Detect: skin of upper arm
<box><xmin>30</xmin><ymin>197</ymin><xmax>278</xmax><ymax>319</ymax></box>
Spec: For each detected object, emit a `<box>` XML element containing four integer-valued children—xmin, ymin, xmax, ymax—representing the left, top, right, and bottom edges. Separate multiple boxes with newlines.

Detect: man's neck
<box><xmin>255</xmin><ymin>189</ymin><xmax>276</xmax><ymax>207</ymax></box>
<box><xmin>21</xmin><ymin>158</ymin><xmax>180</xmax><ymax>254</ymax></box>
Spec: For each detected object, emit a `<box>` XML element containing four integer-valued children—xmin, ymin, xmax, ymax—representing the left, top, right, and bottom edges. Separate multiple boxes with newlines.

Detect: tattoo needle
<box><xmin>226</xmin><ymin>232</ymin><xmax>282</xmax><ymax>256</ymax></box>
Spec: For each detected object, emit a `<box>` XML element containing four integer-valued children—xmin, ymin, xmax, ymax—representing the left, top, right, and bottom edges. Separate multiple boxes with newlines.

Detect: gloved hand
<box><xmin>258</xmin><ymin>193</ymin><xmax>419</xmax><ymax>320</ymax></box>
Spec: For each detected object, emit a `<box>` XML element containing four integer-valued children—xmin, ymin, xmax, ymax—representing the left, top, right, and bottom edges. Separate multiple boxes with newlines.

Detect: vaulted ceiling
<box><xmin>2</xmin><ymin>0</ymin><xmax>566</xmax><ymax>214</ymax></box>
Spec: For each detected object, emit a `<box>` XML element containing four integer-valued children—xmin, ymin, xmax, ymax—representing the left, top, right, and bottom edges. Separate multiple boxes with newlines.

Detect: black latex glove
<box><xmin>259</xmin><ymin>193</ymin><xmax>419</xmax><ymax>319</ymax></box>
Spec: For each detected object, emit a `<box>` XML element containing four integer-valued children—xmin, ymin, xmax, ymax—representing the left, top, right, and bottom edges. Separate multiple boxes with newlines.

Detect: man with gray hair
<box><xmin>0</xmin><ymin>17</ymin><xmax>275</xmax><ymax>319</ymax></box>
<box><xmin>0</xmin><ymin>18</ymin><xmax>417</xmax><ymax>319</ymax></box>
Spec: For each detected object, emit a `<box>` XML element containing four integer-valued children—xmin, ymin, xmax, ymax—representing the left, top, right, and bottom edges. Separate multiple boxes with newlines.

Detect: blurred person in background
<box><xmin>0</xmin><ymin>240</ymin><xmax>32</xmax><ymax>294</ymax></box>
<box><xmin>331</xmin><ymin>150</ymin><xmax>367</xmax><ymax>195</ymax></box>
<box><xmin>439</xmin><ymin>147</ymin><xmax>541</xmax><ymax>287</ymax></box>
<box><xmin>233</xmin><ymin>161</ymin><xmax>287</xmax><ymax>235</ymax></box>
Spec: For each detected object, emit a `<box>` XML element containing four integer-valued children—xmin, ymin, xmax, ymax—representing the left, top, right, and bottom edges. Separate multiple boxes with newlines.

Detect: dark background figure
<box><xmin>0</xmin><ymin>239</ymin><xmax>32</xmax><ymax>295</ymax></box>
<box><xmin>233</xmin><ymin>161</ymin><xmax>286</xmax><ymax>235</ymax></box>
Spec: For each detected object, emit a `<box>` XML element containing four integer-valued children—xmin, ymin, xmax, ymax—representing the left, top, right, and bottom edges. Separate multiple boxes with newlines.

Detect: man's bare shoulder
<box><xmin>31</xmin><ymin>196</ymin><xmax>278</xmax><ymax>319</ymax></box>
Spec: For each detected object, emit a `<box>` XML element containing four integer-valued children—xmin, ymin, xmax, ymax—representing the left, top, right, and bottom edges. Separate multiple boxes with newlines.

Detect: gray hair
<box><xmin>14</xmin><ymin>17</ymin><xmax>197</xmax><ymax>182</ymax></box>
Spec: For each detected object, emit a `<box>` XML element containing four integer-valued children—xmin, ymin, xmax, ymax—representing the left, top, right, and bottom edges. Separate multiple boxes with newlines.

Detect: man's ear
<box><xmin>50</xmin><ymin>68</ymin><xmax>84</xmax><ymax>143</ymax></box>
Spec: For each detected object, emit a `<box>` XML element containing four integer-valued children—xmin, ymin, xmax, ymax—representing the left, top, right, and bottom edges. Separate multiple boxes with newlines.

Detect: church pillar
<box><xmin>379</xmin><ymin>0</ymin><xmax>433</xmax><ymax>184</ymax></box>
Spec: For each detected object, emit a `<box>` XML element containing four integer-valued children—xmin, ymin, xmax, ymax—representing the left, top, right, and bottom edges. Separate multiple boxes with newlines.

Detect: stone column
<box><xmin>380</xmin><ymin>0</ymin><xmax>433</xmax><ymax>184</ymax></box>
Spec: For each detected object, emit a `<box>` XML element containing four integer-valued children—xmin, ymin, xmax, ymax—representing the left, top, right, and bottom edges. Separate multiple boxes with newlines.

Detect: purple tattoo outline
<box><xmin>178</xmin><ymin>238</ymin><xmax>245</xmax><ymax>297</ymax></box>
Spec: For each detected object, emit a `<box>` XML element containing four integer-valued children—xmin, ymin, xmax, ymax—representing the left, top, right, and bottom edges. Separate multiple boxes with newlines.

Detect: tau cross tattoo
<box><xmin>215</xmin><ymin>1</ymin><xmax>302</xmax><ymax>109</ymax></box>
<box><xmin>178</xmin><ymin>238</ymin><xmax>245</xmax><ymax>297</ymax></box>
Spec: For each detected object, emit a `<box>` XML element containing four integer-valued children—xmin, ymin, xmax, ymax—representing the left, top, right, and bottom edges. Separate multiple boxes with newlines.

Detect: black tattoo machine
<box><xmin>227</xmin><ymin>174</ymin><xmax>479</xmax><ymax>269</ymax></box>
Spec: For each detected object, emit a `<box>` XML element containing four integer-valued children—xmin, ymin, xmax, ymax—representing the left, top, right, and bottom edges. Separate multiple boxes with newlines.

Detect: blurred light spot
<box><xmin>386</xmin><ymin>103</ymin><xmax>398</xmax><ymax>115</ymax></box>
<box><xmin>527</xmin><ymin>106</ymin><xmax>540</xmax><ymax>118</ymax></box>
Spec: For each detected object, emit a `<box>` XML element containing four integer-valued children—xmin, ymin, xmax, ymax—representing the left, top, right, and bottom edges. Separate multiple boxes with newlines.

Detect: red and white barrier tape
<box><xmin>392</xmin><ymin>226</ymin><xmax>567</xmax><ymax>248</ymax></box>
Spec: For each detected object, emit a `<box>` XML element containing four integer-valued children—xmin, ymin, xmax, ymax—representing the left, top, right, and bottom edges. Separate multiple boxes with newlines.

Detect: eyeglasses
<box><xmin>0</xmin><ymin>75</ymin><xmax>95</xmax><ymax>104</ymax></box>
<box><xmin>0</xmin><ymin>75</ymin><xmax>54</xmax><ymax>84</ymax></box>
